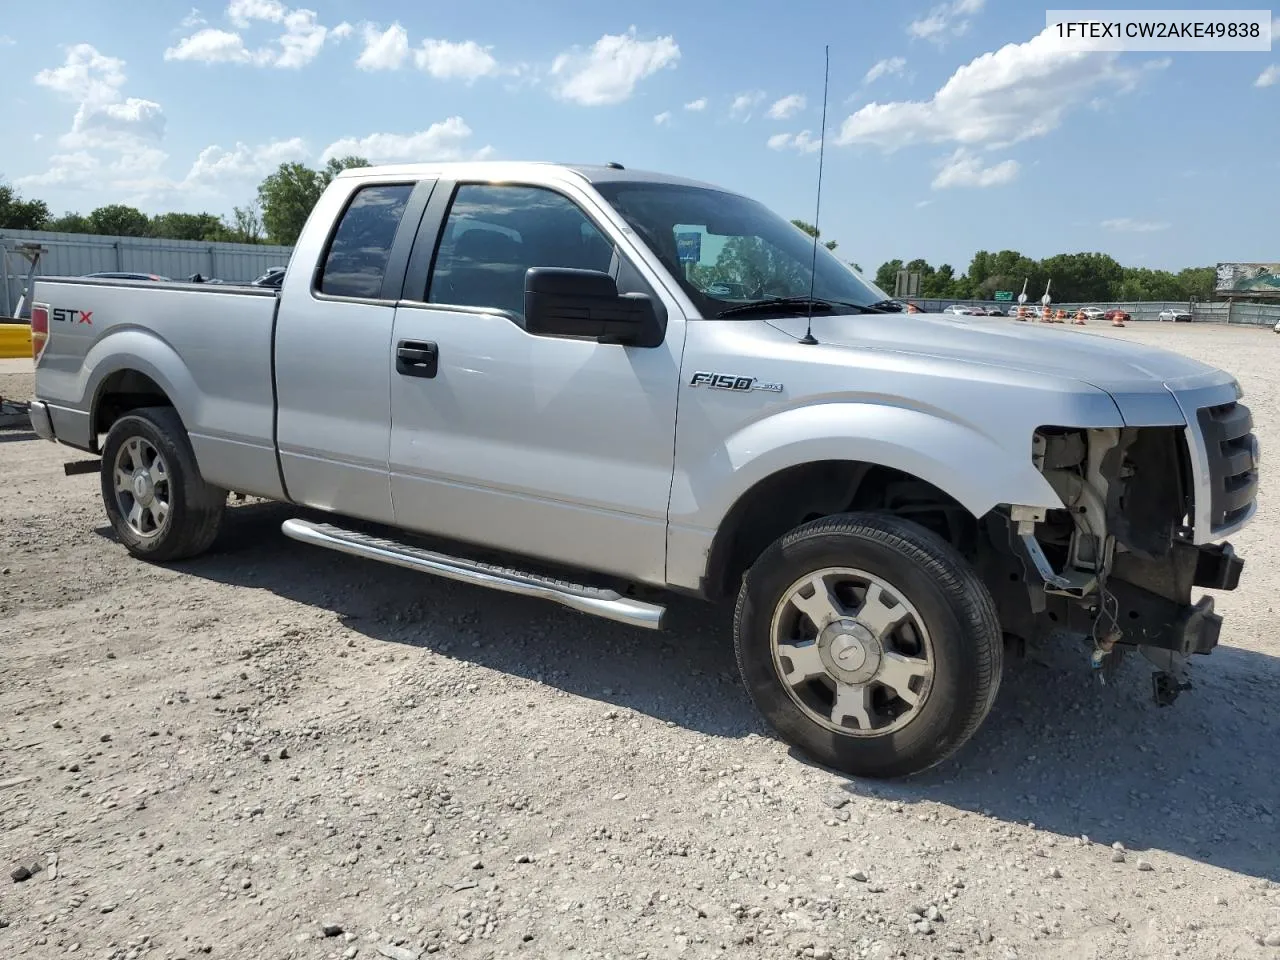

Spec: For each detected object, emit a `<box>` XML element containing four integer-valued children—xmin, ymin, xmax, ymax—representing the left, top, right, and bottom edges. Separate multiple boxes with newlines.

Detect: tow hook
<box><xmin>1152</xmin><ymin>671</ymin><xmax>1192</xmax><ymax>707</ymax></box>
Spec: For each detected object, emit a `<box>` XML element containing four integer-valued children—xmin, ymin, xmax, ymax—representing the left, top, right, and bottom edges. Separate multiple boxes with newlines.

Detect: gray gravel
<box><xmin>1</xmin><ymin>322</ymin><xmax>1278</xmax><ymax>959</ymax></box>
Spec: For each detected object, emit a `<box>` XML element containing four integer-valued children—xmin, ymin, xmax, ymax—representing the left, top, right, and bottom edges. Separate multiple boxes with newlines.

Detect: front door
<box><xmin>388</xmin><ymin>180</ymin><xmax>685</xmax><ymax>584</ymax></box>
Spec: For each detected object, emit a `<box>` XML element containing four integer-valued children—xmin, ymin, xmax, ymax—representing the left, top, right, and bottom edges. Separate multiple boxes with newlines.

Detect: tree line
<box><xmin>4</xmin><ymin>170</ymin><xmax>1216</xmax><ymax>302</ymax></box>
<box><xmin>0</xmin><ymin>155</ymin><xmax>370</xmax><ymax>247</ymax></box>
<box><xmin>871</xmin><ymin>251</ymin><xmax>1217</xmax><ymax>304</ymax></box>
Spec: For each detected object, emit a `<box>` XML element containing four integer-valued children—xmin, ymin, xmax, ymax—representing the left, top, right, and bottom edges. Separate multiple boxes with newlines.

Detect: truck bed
<box><xmin>31</xmin><ymin>276</ymin><xmax>285</xmax><ymax>499</ymax></box>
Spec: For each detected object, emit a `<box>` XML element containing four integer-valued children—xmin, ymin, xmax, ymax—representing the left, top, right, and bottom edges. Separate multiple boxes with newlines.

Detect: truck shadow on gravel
<box><xmin>121</xmin><ymin>500</ymin><xmax>1280</xmax><ymax>884</ymax></box>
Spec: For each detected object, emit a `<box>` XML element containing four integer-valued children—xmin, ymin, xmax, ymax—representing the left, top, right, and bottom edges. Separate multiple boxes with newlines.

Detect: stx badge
<box><xmin>52</xmin><ymin>307</ymin><xmax>93</xmax><ymax>325</ymax></box>
<box><xmin>689</xmin><ymin>371</ymin><xmax>783</xmax><ymax>393</ymax></box>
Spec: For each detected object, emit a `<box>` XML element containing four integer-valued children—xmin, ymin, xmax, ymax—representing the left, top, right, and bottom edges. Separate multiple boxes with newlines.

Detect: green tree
<box><xmin>1040</xmin><ymin>252</ymin><xmax>1123</xmax><ymax>302</ymax></box>
<box><xmin>150</xmin><ymin>212</ymin><xmax>226</xmax><ymax>241</ymax></box>
<box><xmin>874</xmin><ymin>259</ymin><xmax>904</xmax><ymax>294</ymax></box>
<box><xmin>258</xmin><ymin>156</ymin><xmax>369</xmax><ymax>245</ymax></box>
<box><xmin>47</xmin><ymin>212</ymin><xmax>93</xmax><ymax>233</ymax></box>
<box><xmin>1176</xmin><ymin>266</ymin><xmax>1215</xmax><ymax>300</ymax></box>
<box><xmin>0</xmin><ymin>180</ymin><xmax>51</xmax><ymax>230</ymax></box>
<box><xmin>790</xmin><ymin>218</ymin><xmax>838</xmax><ymax>251</ymax></box>
<box><xmin>88</xmin><ymin>204</ymin><xmax>150</xmax><ymax>237</ymax></box>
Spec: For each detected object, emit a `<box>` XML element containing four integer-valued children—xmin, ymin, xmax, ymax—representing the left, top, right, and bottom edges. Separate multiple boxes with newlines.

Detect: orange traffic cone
<box><xmin>1055</xmin><ymin>308</ymin><xmax>1067</xmax><ymax>323</ymax></box>
<box><xmin>1112</xmin><ymin>312</ymin><xmax>1125</xmax><ymax>328</ymax></box>
<box><xmin>1016</xmin><ymin>304</ymin><xmax>1027</xmax><ymax>320</ymax></box>
<box><xmin>906</xmin><ymin>301</ymin><xmax>920</xmax><ymax>313</ymax></box>
<box><xmin>1074</xmin><ymin>309</ymin><xmax>1087</xmax><ymax>326</ymax></box>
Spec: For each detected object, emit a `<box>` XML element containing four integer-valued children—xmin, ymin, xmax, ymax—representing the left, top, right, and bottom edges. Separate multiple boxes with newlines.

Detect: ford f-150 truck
<box><xmin>26</xmin><ymin>161</ymin><xmax>1258</xmax><ymax>778</ymax></box>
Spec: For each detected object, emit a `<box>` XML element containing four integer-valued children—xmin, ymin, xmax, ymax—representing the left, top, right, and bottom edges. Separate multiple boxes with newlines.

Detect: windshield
<box><xmin>593</xmin><ymin>181</ymin><xmax>894</xmax><ymax>317</ymax></box>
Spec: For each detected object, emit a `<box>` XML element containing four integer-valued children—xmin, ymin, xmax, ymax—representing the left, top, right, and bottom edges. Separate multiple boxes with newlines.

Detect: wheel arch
<box><xmin>701</xmin><ymin>459</ymin><xmax>982</xmax><ymax>601</ymax></box>
<box><xmin>83</xmin><ymin>331</ymin><xmax>199</xmax><ymax>452</ymax></box>
<box><xmin>673</xmin><ymin>403</ymin><xmax>1064</xmax><ymax>599</ymax></box>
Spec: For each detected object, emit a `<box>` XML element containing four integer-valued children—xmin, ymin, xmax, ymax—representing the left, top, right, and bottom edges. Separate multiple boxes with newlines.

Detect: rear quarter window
<box><xmin>317</xmin><ymin>183</ymin><xmax>414</xmax><ymax>299</ymax></box>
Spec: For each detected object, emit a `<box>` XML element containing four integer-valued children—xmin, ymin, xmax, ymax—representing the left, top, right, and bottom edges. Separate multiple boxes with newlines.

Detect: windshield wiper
<box><xmin>715</xmin><ymin>297</ymin><xmax>837</xmax><ymax>318</ymax></box>
<box><xmin>865</xmin><ymin>299</ymin><xmax>905</xmax><ymax>313</ymax></box>
<box><xmin>716</xmin><ymin>296</ymin><xmax>895</xmax><ymax>318</ymax></box>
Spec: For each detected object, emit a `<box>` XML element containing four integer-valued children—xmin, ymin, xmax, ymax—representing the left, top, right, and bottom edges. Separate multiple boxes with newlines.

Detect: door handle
<box><xmin>396</xmin><ymin>340</ymin><xmax>438</xmax><ymax>378</ymax></box>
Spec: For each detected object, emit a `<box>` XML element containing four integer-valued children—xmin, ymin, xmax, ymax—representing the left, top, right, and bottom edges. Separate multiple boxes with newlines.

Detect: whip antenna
<box><xmin>800</xmin><ymin>44</ymin><xmax>831</xmax><ymax>346</ymax></box>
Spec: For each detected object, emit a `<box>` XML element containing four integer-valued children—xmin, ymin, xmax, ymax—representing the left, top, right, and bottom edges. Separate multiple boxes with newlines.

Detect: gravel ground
<box><xmin>1</xmin><ymin>323</ymin><xmax>1278</xmax><ymax>960</ymax></box>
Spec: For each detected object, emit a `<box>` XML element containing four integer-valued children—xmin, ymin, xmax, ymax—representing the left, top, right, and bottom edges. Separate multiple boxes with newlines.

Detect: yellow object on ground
<box><xmin>0</xmin><ymin>323</ymin><xmax>33</xmax><ymax>360</ymax></box>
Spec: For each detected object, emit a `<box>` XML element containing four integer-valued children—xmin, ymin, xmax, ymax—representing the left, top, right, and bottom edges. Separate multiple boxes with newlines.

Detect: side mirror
<box><xmin>524</xmin><ymin>267</ymin><xmax>661</xmax><ymax>347</ymax></box>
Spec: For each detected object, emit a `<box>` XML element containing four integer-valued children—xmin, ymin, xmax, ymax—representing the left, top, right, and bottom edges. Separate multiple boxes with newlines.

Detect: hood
<box><xmin>767</xmin><ymin>311</ymin><xmax>1232</xmax><ymax>426</ymax></box>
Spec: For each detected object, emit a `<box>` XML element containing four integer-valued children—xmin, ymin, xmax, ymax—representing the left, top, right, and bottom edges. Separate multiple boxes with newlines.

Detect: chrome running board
<box><xmin>281</xmin><ymin>518</ymin><xmax>665</xmax><ymax>630</ymax></box>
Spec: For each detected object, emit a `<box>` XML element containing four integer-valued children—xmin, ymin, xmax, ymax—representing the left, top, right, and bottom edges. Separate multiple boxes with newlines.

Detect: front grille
<box><xmin>1196</xmin><ymin>400</ymin><xmax>1258</xmax><ymax>529</ymax></box>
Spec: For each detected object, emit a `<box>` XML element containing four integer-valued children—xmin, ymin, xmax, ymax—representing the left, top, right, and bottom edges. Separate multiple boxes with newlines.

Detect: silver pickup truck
<box><xmin>27</xmin><ymin>161</ymin><xmax>1258</xmax><ymax>778</ymax></box>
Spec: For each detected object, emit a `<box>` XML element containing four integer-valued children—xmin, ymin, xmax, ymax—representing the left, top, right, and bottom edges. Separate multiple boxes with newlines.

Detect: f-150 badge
<box><xmin>689</xmin><ymin>372</ymin><xmax>783</xmax><ymax>393</ymax></box>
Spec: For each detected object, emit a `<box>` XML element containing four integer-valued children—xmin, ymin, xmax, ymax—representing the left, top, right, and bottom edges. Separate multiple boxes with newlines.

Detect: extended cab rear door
<box><xmin>274</xmin><ymin>175</ymin><xmax>436</xmax><ymax>524</ymax></box>
<box><xmin>386</xmin><ymin>176</ymin><xmax>687</xmax><ymax>585</ymax></box>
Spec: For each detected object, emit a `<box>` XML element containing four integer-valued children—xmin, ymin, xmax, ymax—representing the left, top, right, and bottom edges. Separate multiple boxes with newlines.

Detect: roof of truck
<box><xmin>333</xmin><ymin>160</ymin><xmax>729</xmax><ymax>192</ymax></box>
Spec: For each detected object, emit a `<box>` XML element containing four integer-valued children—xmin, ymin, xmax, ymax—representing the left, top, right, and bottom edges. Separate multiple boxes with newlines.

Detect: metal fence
<box><xmin>904</xmin><ymin>298</ymin><xmax>1280</xmax><ymax>327</ymax></box>
<box><xmin>1</xmin><ymin>229</ymin><xmax>293</xmax><ymax>318</ymax></box>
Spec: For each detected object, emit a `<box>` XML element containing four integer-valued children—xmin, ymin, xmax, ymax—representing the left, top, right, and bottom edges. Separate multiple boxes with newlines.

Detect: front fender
<box><xmin>665</xmin><ymin>402</ymin><xmax>1066</xmax><ymax>591</ymax></box>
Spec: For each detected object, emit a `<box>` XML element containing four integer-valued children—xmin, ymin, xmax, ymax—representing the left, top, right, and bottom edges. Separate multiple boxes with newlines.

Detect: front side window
<box><xmin>427</xmin><ymin>184</ymin><xmax>614</xmax><ymax>319</ymax></box>
<box><xmin>593</xmin><ymin>181</ymin><xmax>894</xmax><ymax>317</ymax></box>
<box><xmin>317</xmin><ymin>183</ymin><xmax>413</xmax><ymax>299</ymax></box>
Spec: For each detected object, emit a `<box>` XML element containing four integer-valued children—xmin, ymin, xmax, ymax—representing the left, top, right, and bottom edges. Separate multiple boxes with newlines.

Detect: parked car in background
<box><xmin>250</xmin><ymin>266</ymin><xmax>287</xmax><ymax>288</ymax></box>
<box><xmin>83</xmin><ymin>272</ymin><xmax>170</xmax><ymax>282</ymax></box>
<box><xmin>1078</xmin><ymin>306</ymin><xmax>1105</xmax><ymax>320</ymax></box>
<box><xmin>1159</xmin><ymin>308</ymin><xmax>1193</xmax><ymax>322</ymax></box>
<box><xmin>1104</xmin><ymin>308</ymin><xmax>1130</xmax><ymax>323</ymax></box>
<box><xmin>942</xmin><ymin>304</ymin><xmax>978</xmax><ymax>315</ymax></box>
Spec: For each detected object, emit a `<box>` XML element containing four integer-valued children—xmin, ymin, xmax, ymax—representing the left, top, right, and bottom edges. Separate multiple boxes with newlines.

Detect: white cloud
<box><xmin>165</xmin><ymin>1</ymin><xmax>344</xmax><ymax>69</ymax></box>
<box><xmin>767</xmin><ymin>130</ymin><xmax>821</xmax><ymax>153</ymax></box>
<box><xmin>64</xmin><ymin>97</ymin><xmax>167</xmax><ymax>150</ymax></box>
<box><xmin>909</xmin><ymin>0</ymin><xmax>985</xmax><ymax>43</ymax></box>
<box><xmin>915</xmin><ymin>199</ymin><xmax>933</xmax><ymax>208</ymax></box>
<box><xmin>180</xmin><ymin>7</ymin><xmax>207</xmax><ymax>28</ymax></box>
<box><xmin>414</xmin><ymin>39</ymin><xmax>500</xmax><ymax>81</ymax></box>
<box><xmin>1256</xmin><ymin>65</ymin><xmax>1279</xmax><ymax>88</ymax></box>
<box><xmin>34</xmin><ymin>43</ymin><xmax>126</xmax><ymax>105</ymax></box>
<box><xmin>320</xmin><ymin>116</ymin><xmax>489</xmax><ymax>164</ymax></box>
<box><xmin>931</xmin><ymin>147</ymin><xmax>1019</xmax><ymax>189</ymax></box>
<box><xmin>25</xmin><ymin>45</ymin><xmax>173</xmax><ymax>199</ymax></box>
<box><xmin>165</xmin><ymin>29</ymin><xmax>264</xmax><ymax>64</ymax></box>
<box><xmin>330</xmin><ymin>21</ymin><xmax>354</xmax><ymax>41</ymax></box>
<box><xmin>729</xmin><ymin>89</ymin><xmax>765</xmax><ymax>119</ymax></box>
<box><xmin>0</xmin><ymin>35</ymin><xmax>15</xmax><ymax>46</ymax></box>
<box><xmin>227</xmin><ymin>0</ymin><xmax>286</xmax><ymax>26</ymax></box>
<box><xmin>550</xmin><ymin>27</ymin><xmax>679</xmax><ymax>106</ymax></box>
<box><xmin>356</xmin><ymin>22</ymin><xmax>409</xmax><ymax>71</ymax></box>
<box><xmin>654</xmin><ymin>111</ymin><xmax>672</xmax><ymax>125</ymax></box>
<box><xmin>838</xmin><ymin>26</ymin><xmax>1154</xmax><ymax>151</ymax></box>
<box><xmin>767</xmin><ymin>94</ymin><xmax>806</xmax><ymax>120</ymax></box>
<box><xmin>684</xmin><ymin>97</ymin><xmax>708</xmax><ymax>111</ymax></box>
<box><xmin>17</xmin><ymin>152</ymin><xmax>102</xmax><ymax>188</ymax></box>
<box><xmin>185</xmin><ymin>137</ymin><xmax>308</xmax><ymax>185</ymax></box>
<box><xmin>1101</xmin><ymin>217</ymin><xmax>1170</xmax><ymax>233</ymax></box>
<box><xmin>864</xmin><ymin>57</ymin><xmax>906</xmax><ymax>84</ymax></box>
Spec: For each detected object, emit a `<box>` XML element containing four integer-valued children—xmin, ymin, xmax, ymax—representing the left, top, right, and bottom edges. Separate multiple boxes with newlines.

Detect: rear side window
<box><xmin>317</xmin><ymin>183</ymin><xmax>413</xmax><ymax>299</ymax></box>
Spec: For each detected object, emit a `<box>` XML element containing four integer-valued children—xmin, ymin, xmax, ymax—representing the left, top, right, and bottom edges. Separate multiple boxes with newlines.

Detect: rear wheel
<box><xmin>100</xmin><ymin>407</ymin><xmax>226</xmax><ymax>562</ymax></box>
<box><xmin>734</xmin><ymin>513</ymin><xmax>1002</xmax><ymax>778</ymax></box>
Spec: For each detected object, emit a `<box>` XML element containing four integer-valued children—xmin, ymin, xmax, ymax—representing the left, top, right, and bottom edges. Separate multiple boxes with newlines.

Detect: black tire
<box><xmin>99</xmin><ymin>406</ymin><xmax>226</xmax><ymax>562</ymax></box>
<box><xmin>734</xmin><ymin>512</ymin><xmax>1002</xmax><ymax>779</ymax></box>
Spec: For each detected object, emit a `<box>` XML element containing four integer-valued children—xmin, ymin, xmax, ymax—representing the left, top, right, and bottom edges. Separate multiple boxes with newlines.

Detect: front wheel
<box><xmin>733</xmin><ymin>513</ymin><xmax>1003</xmax><ymax>779</ymax></box>
<box><xmin>100</xmin><ymin>407</ymin><xmax>226</xmax><ymax>562</ymax></box>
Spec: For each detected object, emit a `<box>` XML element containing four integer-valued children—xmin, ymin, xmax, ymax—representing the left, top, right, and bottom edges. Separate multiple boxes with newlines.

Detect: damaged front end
<box><xmin>980</xmin><ymin>397</ymin><xmax>1258</xmax><ymax>705</ymax></box>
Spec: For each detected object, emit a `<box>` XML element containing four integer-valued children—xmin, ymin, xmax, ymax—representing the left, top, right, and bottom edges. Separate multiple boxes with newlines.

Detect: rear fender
<box><xmin>82</xmin><ymin>327</ymin><xmax>201</xmax><ymax>448</ymax></box>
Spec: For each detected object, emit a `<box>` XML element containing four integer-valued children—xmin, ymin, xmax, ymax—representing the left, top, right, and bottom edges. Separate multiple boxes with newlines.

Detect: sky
<box><xmin>2</xmin><ymin>0</ymin><xmax>1279</xmax><ymax>274</ymax></box>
